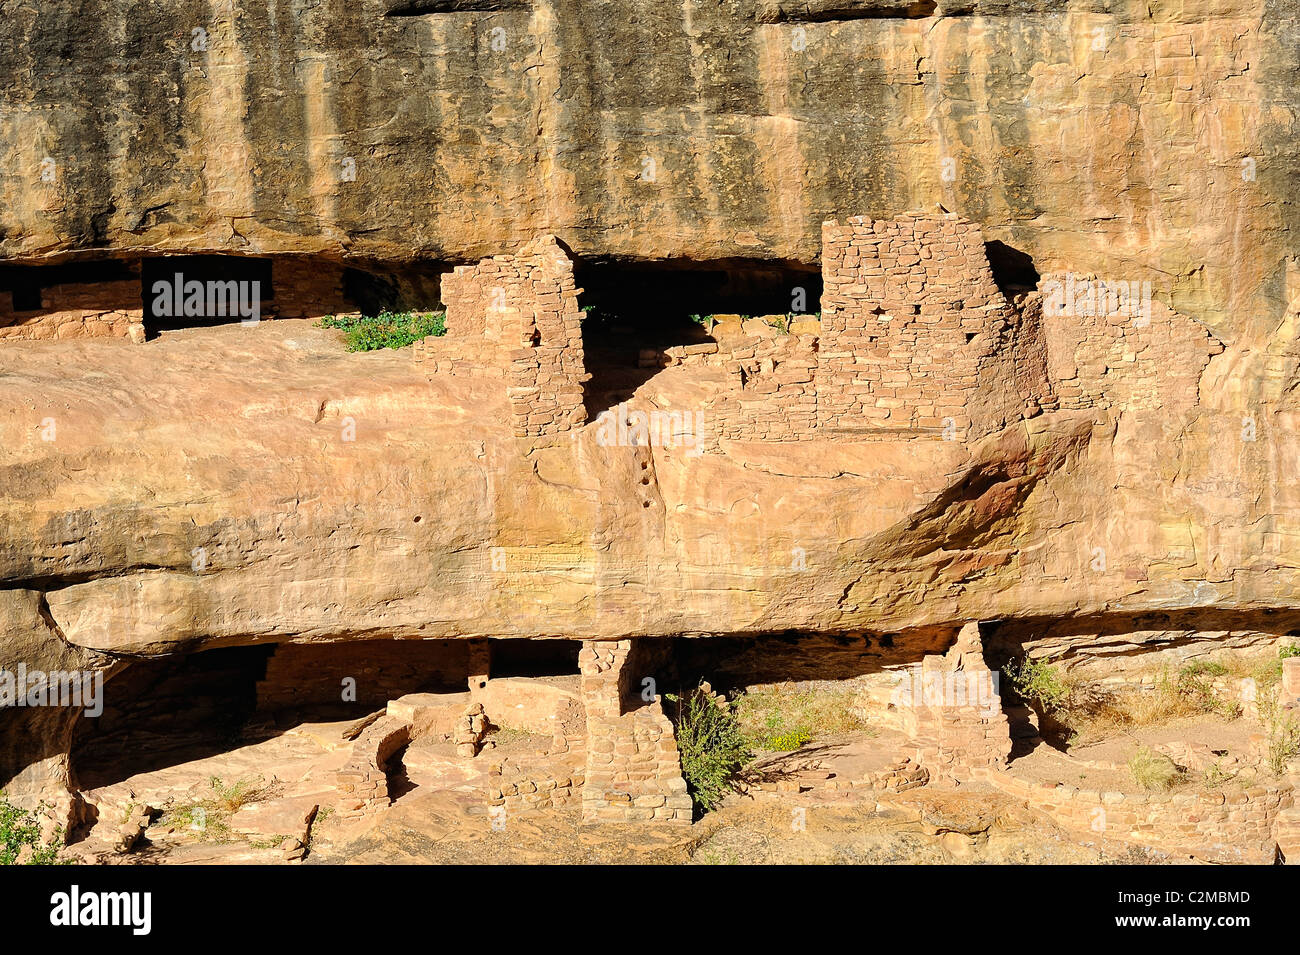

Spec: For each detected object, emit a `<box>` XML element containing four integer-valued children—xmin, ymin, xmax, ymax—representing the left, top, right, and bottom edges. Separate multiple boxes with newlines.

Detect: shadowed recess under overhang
<box><xmin>384</xmin><ymin>0</ymin><xmax>530</xmax><ymax>15</ymax></box>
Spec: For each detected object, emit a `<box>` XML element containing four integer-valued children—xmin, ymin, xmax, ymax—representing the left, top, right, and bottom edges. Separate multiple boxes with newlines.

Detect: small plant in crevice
<box><xmin>665</xmin><ymin>682</ymin><xmax>753</xmax><ymax>814</ymax></box>
<box><xmin>318</xmin><ymin>310</ymin><xmax>446</xmax><ymax>351</ymax></box>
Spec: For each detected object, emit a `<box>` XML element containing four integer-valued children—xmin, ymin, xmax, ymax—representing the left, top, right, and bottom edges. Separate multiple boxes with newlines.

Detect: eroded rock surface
<box><xmin>1</xmin><ymin>0</ymin><xmax>1296</xmax><ymax>331</ymax></box>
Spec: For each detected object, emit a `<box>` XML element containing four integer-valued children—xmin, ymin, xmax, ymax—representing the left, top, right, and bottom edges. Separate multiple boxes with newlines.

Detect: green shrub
<box><xmin>1003</xmin><ymin>656</ymin><xmax>1070</xmax><ymax>712</ymax></box>
<box><xmin>1128</xmin><ymin>746</ymin><xmax>1181</xmax><ymax>792</ymax></box>
<box><xmin>0</xmin><ymin>794</ymin><xmax>64</xmax><ymax>865</ymax></box>
<box><xmin>666</xmin><ymin>684</ymin><xmax>753</xmax><ymax>814</ymax></box>
<box><xmin>318</xmin><ymin>310</ymin><xmax>446</xmax><ymax>351</ymax></box>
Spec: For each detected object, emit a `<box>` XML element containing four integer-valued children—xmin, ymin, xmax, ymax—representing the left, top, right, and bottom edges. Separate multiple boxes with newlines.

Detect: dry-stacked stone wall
<box><xmin>255</xmin><ymin>639</ymin><xmax>468</xmax><ymax>711</ymax></box>
<box><xmin>648</xmin><ymin>214</ymin><xmax>1053</xmax><ymax>445</ymax></box>
<box><xmin>333</xmin><ymin>714</ymin><xmax>410</xmax><ymax>819</ymax></box>
<box><xmin>577</xmin><ymin>639</ymin><xmax>693</xmax><ymax>824</ymax></box>
<box><xmin>989</xmin><ymin>770</ymin><xmax>1291</xmax><ymax>864</ymax></box>
<box><xmin>0</xmin><ymin>278</ymin><xmax>143</xmax><ymax>342</ymax></box>
<box><xmin>819</xmin><ymin>213</ymin><xmax>1047</xmax><ymax>439</ymax></box>
<box><xmin>1042</xmin><ymin>286</ymin><xmax>1224</xmax><ymax>414</ymax></box>
<box><xmin>897</xmin><ymin>623</ymin><xmax>1013</xmax><ymax>783</ymax></box>
<box><xmin>437</xmin><ymin>234</ymin><xmax>587</xmax><ymax>438</ymax></box>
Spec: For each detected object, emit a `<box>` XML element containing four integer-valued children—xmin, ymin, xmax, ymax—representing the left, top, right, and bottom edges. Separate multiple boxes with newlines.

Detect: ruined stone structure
<box><xmin>1041</xmin><ymin>291</ymin><xmax>1225</xmax><ymax>414</ymax></box>
<box><xmin>895</xmin><ymin>623</ymin><xmax>1013</xmax><ymax>784</ymax></box>
<box><xmin>819</xmin><ymin>214</ymin><xmax>1050</xmax><ymax>438</ymax></box>
<box><xmin>661</xmin><ymin>213</ymin><xmax>1054</xmax><ymax>444</ymax></box>
<box><xmin>437</xmin><ymin>235</ymin><xmax>588</xmax><ymax>438</ymax></box>
<box><xmin>334</xmin><ymin>715</ymin><xmax>411</xmax><ymax>820</ymax></box>
<box><xmin>578</xmin><ymin>640</ymin><xmax>693</xmax><ymax>825</ymax></box>
<box><xmin>0</xmin><ymin>273</ymin><xmax>144</xmax><ymax>342</ymax></box>
<box><xmin>709</xmin><ymin>324</ymin><xmax>821</xmax><ymax>442</ymax></box>
<box><xmin>0</xmin><ymin>256</ymin><xmax>373</xmax><ymax>341</ymax></box>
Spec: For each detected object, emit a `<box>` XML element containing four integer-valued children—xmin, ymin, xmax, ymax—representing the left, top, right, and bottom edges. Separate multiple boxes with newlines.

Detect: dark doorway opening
<box><xmin>575</xmin><ymin>258</ymin><xmax>821</xmax><ymax>419</ymax></box>
<box><xmin>141</xmin><ymin>255</ymin><xmax>274</xmax><ymax>335</ymax></box>
<box><xmin>488</xmin><ymin>639</ymin><xmax>581</xmax><ymax>678</ymax></box>
<box><xmin>984</xmin><ymin>240</ymin><xmax>1040</xmax><ymax>299</ymax></box>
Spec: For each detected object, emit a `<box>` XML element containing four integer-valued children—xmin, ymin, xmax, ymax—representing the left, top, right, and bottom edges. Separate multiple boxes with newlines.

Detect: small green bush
<box><xmin>318</xmin><ymin>310</ymin><xmax>446</xmax><ymax>351</ymax></box>
<box><xmin>0</xmin><ymin>793</ymin><xmax>64</xmax><ymax>865</ymax></box>
<box><xmin>1003</xmin><ymin>656</ymin><xmax>1070</xmax><ymax>712</ymax></box>
<box><xmin>758</xmin><ymin>728</ymin><xmax>813</xmax><ymax>751</ymax></box>
<box><xmin>666</xmin><ymin>684</ymin><xmax>753</xmax><ymax>814</ymax></box>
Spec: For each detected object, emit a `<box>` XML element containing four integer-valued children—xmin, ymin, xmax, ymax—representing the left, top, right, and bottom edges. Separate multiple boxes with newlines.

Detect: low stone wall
<box><xmin>487</xmin><ymin>749</ymin><xmax>586</xmax><ymax>816</ymax></box>
<box><xmin>710</xmin><ymin>325</ymin><xmax>820</xmax><ymax>442</ymax></box>
<box><xmin>255</xmin><ymin>639</ymin><xmax>468</xmax><ymax>711</ymax></box>
<box><xmin>471</xmin><ymin>676</ymin><xmax>584</xmax><ymax>737</ymax></box>
<box><xmin>988</xmin><ymin>769</ymin><xmax>1292</xmax><ymax>864</ymax></box>
<box><xmin>0</xmin><ymin>279</ymin><xmax>143</xmax><ymax>342</ymax></box>
<box><xmin>268</xmin><ymin>258</ymin><xmax>349</xmax><ymax>320</ymax></box>
<box><xmin>334</xmin><ymin>714</ymin><xmax>410</xmax><ymax>819</ymax></box>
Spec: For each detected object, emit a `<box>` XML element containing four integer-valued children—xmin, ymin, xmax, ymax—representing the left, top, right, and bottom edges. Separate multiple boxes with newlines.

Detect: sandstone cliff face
<box><xmin>2</xmin><ymin>1</ymin><xmax>1299</xmax><ymax>832</ymax></box>
<box><xmin>1</xmin><ymin>0</ymin><xmax>1296</xmax><ymax>333</ymax></box>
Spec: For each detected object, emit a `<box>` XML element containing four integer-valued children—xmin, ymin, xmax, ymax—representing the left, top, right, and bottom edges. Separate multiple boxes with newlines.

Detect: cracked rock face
<box><xmin>3</xmin><ymin>297</ymin><xmax>1300</xmax><ymax>800</ymax></box>
<box><xmin>1</xmin><ymin>0</ymin><xmax>1296</xmax><ymax>331</ymax></box>
<box><xmin>1</xmin><ymin>0</ymin><xmax>1298</xmax><ymax>822</ymax></box>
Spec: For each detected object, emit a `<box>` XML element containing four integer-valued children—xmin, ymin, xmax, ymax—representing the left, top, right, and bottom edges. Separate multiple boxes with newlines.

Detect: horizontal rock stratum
<box><xmin>1</xmin><ymin>0</ymin><xmax>1300</xmax><ymax>856</ymax></box>
<box><xmin>0</xmin><ymin>0</ymin><xmax>1296</xmax><ymax>333</ymax></box>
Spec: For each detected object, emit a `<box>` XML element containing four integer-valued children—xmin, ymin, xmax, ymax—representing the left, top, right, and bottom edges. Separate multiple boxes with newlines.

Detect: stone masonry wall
<box><xmin>0</xmin><ymin>279</ymin><xmax>144</xmax><ymax>342</ymax></box>
<box><xmin>333</xmin><ymin>714</ymin><xmax>410</xmax><ymax>819</ymax></box>
<box><xmin>1041</xmin><ymin>284</ymin><xmax>1224</xmax><ymax>415</ymax></box>
<box><xmin>710</xmin><ymin>322</ymin><xmax>820</xmax><ymax>442</ymax></box>
<box><xmin>897</xmin><ymin>622</ymin><xmax>1013</xmax><ymax>784</ymax></box>
<box><xmin>438</xmin><ymin>235</ymin><xmax>588</xmax><ymax>438</ymax></box>
<box><xmin>645</xmin><ymin>215</ymin><xmax>1052</xmax><ymax>445</ymax></box>
<box><xmin>819</xmin><ymin>213</ymin><xmax>1049</xmax><ymax>440</ymax></box>
<box><xmin>255</xmin><ymin>639</ymin><xmax>469</xmax><ymax>711</ymax></box>
<box><xmin>989</xmin><ymin>769</ymin><xmax>1291</xmax><ymax>864</ymax></box>
<box><xmin>578</xmin><ymin>639</ymin><xmax>693</xmax><ymax>824</ymax></box>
